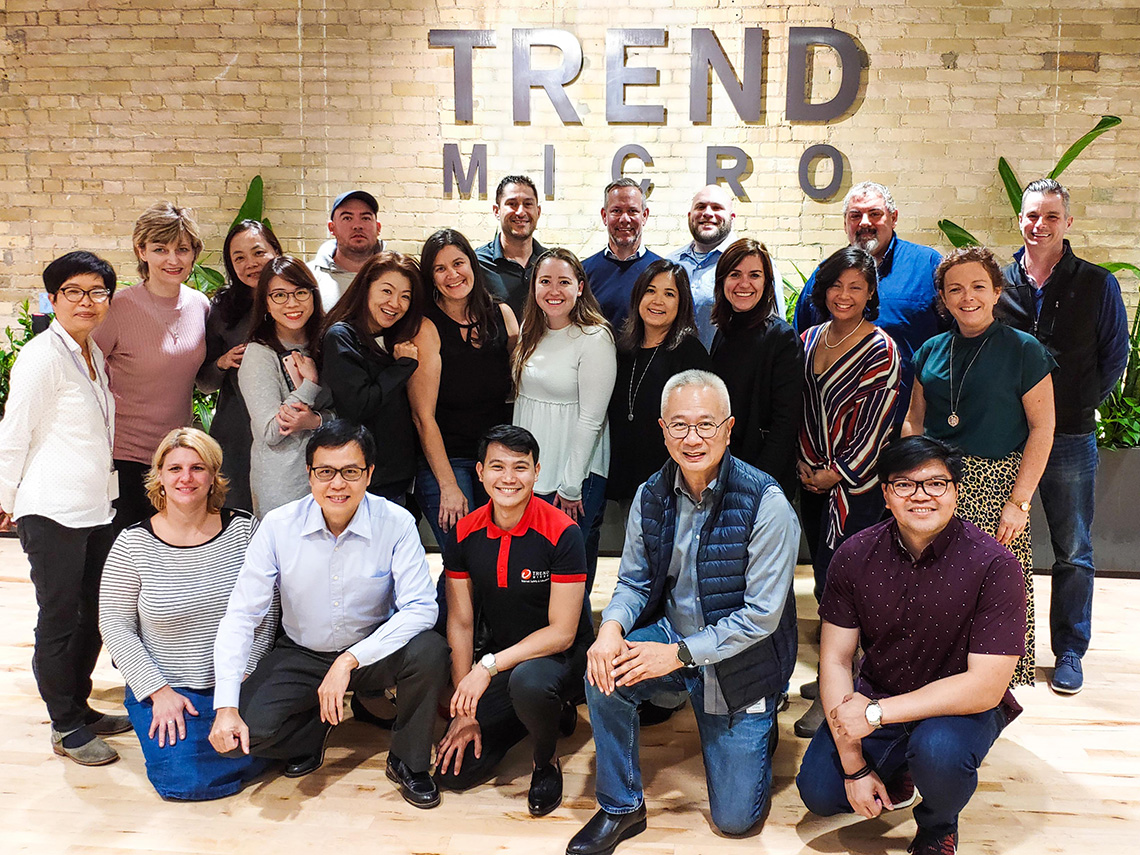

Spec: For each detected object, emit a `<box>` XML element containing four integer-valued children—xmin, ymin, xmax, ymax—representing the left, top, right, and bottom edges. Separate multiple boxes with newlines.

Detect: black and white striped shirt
<box><xmin>99</xmin><ymin>509</ymin><xmax>279</xmax><ymax>700</ymax></box>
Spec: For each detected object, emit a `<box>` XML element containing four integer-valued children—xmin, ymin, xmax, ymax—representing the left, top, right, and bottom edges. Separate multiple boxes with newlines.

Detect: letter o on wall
<box><xmin>799</xmin><ymin>144</ymin><xmax>844</xmax><ymax>201</ymax></box>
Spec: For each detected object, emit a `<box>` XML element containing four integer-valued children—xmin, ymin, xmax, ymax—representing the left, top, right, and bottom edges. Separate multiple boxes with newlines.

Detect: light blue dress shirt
<box><xmin>213</xmin><ymin>492</ymin><xmax>438</xmax><ymax>709</ymax></box>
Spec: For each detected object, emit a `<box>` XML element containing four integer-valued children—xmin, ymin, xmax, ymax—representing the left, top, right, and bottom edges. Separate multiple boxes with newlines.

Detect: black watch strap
<box><xmin>676</xmin><ymin>640</ymin><xmax>695</xmax><ymax>668</ymax></box>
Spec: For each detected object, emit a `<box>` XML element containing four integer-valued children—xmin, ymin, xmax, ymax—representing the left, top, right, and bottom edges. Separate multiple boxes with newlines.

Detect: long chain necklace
<box><xmin>627</xmin><ymin>345</ymin><xmax>661</xmax><ymax>421</ymax></box>
<box><xmin>143</xmin><ymin>282</ymin><xmax>182</xmax><ymax>344</ymax></box>
<box><xmin>823</xmin><ymin>318</ymin><xmax>864</xmax><ymax>350</ymax></box>
<box><xmin>947</xmin><ymin>335</ymin><xmax>989</xmax><ymax>427</ymax></box>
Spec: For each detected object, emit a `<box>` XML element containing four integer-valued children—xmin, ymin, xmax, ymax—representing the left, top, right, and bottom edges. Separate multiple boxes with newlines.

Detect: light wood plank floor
<box><xmin>1</xmin><ymin>538</ymin><xmax>1137</xmax><ymax>854</ymax></box>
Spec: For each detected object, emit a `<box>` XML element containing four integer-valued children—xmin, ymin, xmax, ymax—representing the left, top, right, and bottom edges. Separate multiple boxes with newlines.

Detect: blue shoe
<box><xmin>1050</xmin><ymin>653</ymin><xmax>1083</xmax><ymax>694</ymax></box>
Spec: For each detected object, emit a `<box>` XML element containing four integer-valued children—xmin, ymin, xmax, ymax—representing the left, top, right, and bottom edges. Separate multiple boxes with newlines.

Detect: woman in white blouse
<box><xmin>512</xmin><ymin>248</ymin><xmax>616</xmax><ymax>590</ymax></box>
<box><xmin>100</xmin><ymin>428</ymin><xmax>278</xmax><ymax>800</ymax></box>
<box><xmin>0</xmin><ymin>251</ymin><xmax>132</xmax><ymax>766</ymax></box>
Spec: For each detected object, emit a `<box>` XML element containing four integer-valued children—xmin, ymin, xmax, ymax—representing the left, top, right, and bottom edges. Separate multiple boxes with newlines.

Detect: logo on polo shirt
<box><xmin>520</xmin><ymin>568</ymin><xmax>550</xmax><ymax>583</ymax></box>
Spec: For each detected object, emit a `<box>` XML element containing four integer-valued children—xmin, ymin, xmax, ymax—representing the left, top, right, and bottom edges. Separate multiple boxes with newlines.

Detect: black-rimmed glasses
<box><xmin>58</xmin><ymin>286</ymin><xmax>111</xmax><ymax>303</ymax></box>
<box><xmin>309</xmin><ymin>465</ymin><xmax>367</xmax><ymax>482</ymax></box>
<box><xmin>268</xmin><ymin>287</ymin><xmax>314</xmax><ymax>305</ymax></box>
<box><xmin>664</xmin><ymin>416</ymin><xmax>731</xmax><ymax>439</ymax></box>
<box><xmin>885</xmin><ymin>477</ymin><xmax>955</xmax><ymax>498</ymax></box>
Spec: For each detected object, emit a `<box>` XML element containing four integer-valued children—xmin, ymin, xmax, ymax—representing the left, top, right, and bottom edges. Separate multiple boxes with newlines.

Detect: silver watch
<box><xmin>479</xmin><ymin>652</ymin><xmax>499</xmax><ymax>677</ymax></box>
<box><xmin>865</xmin><ymin>699</ymin><xmax>883</xmax><ymax>729</ymax></box>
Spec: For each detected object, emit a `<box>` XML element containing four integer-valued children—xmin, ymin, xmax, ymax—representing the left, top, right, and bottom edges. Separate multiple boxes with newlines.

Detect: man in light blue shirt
<box><xmin>567</xmin><ymin>370</ymin><xmax>799</xmax><ymax>855</ymax></box>
<box><xmin>210</xmin><ymin>421</ymin><xmax>448</xmax><ymax>807</ymax></box>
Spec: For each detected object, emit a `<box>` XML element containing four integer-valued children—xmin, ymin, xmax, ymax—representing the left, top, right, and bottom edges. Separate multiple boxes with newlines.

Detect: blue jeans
<box><xmin>1037</xmin><ymin>432</ymin><xmax>1098</xmax><ymax>658</ymax></box>
<box><xmin>585</xmin><ymin>618</ymin><xmax>779</xmax><ymax>835</ymax></box>
<box><xmin>539</xmin><ymin>471</ymin><xmax>607</xmax><ymax>593</ymax></box>
<box><xmin>796</xmin><ymin>706</ymin><xmax>1007</xmax><ymax>839</ymax></box>
<box><xmin>415</xmin><ymin>456</ymin><xmax>487</xmax><ymax>549</ymax></box>
<box><xmin>125</xmin><ymin>686</ymin><xmax>270</xmax><ymax>801</ymax></box>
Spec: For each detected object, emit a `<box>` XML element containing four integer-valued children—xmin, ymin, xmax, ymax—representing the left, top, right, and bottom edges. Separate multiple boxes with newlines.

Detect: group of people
<box><xmin>0</xmin><ymin>173</ymin><xmax>1129</xmax><ymax>855</ymax></box>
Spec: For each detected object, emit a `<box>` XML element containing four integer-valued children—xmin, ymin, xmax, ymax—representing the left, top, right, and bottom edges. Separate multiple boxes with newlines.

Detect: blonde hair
<box><xmin>132</xmin><ymin>201</ymin><xmax>204</xmax><ymax>279</ymax></box>
<box><xmin>144</xmin><ymin>428</ymin><xmax>228</xmax><ymax>514</ymax></box>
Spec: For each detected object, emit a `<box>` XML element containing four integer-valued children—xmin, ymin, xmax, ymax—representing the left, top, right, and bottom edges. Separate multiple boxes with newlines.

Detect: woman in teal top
<box><xmin>904</xmin><ymin>245</ymin><xmax>1056</xmax><ymax>687</ymax></box>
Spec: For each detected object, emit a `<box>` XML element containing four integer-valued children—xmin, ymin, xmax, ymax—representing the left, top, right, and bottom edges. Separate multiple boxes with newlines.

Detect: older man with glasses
<box><xmin>210</xmin><ymin>420</ymin><xmax>449</xmax><ymax>807</ymax></box>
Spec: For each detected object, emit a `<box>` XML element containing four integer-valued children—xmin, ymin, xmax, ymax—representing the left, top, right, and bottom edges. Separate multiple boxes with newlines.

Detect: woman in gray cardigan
<box><xmin>238</xmin><ymin>256</ymin><xmax>333</xmax><ymax>517</ymax></box>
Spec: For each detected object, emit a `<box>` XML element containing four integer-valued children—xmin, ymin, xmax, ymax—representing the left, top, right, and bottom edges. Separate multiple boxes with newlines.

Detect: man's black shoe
<box><xmin>350</xmin><ymin>693</ymin><xmax>396</xmax><ymax>729</ymax></box>
<box><xmin>566</xmin><ymin>804</ymin><xmax>647</xmax><ymax>855</ymax></box>
<box><xmin>558</xmin><ymin>700</ymin><xmax>578</xmax><ymax>737</ymax></box>
<box><xmin>284</xmin><ymin>724</ymin><xmax>332</xmax><ymax>778</ymax></box>
<box><xmin>528</xmin><ymin>759</ymin><xmax>563</xmax><ymax>816</ymax></box>
<box><xmin>386</xmin><ymin>754</ymin><xmax>441</xmax><ymax>809</ymax></box>
<box><xmin>637</xmin><ymin>701</ymin><xmax>680</xmax><ymax>727</ymax></box>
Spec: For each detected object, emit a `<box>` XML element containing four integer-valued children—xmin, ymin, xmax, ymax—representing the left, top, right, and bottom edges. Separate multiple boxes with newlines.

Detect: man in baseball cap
<box><xmin>308</xmin><ymin>189</ymin><xmax>384</xmax><ymax>309</ymax></box>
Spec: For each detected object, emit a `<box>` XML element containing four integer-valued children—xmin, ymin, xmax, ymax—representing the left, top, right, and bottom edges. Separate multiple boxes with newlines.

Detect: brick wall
<box><xmin>1</xmin><ymin>0</ymin><xmax>1137</xmax><ymax>323</ymax></box>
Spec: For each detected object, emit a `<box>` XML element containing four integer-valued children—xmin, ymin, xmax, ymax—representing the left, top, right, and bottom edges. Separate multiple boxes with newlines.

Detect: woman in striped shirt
<box><xmin>100</xmin><ymin>428</ymin><xmax>278</xmax><ymax>800</ymax></box>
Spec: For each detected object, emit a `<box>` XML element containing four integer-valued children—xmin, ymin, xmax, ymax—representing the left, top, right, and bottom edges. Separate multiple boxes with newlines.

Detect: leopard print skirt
<box><xmin>958</xmin><ymin>453</ymin><xmax>1035</xmax><ymax>687</ymax></box>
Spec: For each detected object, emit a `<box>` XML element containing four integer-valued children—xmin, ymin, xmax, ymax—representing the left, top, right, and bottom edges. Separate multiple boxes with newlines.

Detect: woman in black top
<box><xmin>196</xmin><ymin>220</ymin><xmax>283</xmax><ymax>510</ymax></box>
<box><xmin>709</xmin><ymin>238</ymin><xmax>803</xmax><ymax>496</ymax></box>
<box><xmin>320</xmin><ymin>252</ymin><xmax>424</xmax><ymax>502</ymax></box>
<box><xmin>606</xmin><ymin>259</ymin><xmax>711</xmax><ymax>503</ymax></box>
<box><xmin>409</xmin><ymin>229</ymin><xmax>519</xmax><ymax>547</ymax></box>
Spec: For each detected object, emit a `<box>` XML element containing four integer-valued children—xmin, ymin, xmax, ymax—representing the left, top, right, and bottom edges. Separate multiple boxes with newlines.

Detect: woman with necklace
<box><xmin>709</xmin><ymin>238</ymin><xmax>803</xmax><ymax>496</ymax></box>
<box><xmin>793</xmin><ymin>247</ymin><xmax>901</xmax><ymax>738</ymax></box>
<box><xmin>904</xmin><ymin>245</ymin><xmax>1055</xmax><ymax>687</ymax></box>
<box><xmin>93</xmin><ymin>202</ymin><xmax>211</xmax><ymax>533</ymax></box>
<box><xmin>606</xmin><ymin>259</ymin><xmax>711</xmax><ymax>506</ymax></box>
<box><xmin>0</xmin><ymin>252</ymin><xmax>132</xmax><ymax>766</ymax></box>
<box><xmin>239</xmin><ymin>256</ymin><xmax>332</xmax><ymax>517</ymax></box>
<box><xmin>409</xmin><ymin>229</ymin><xmax>518</xmax><ymax>546</ymax></box>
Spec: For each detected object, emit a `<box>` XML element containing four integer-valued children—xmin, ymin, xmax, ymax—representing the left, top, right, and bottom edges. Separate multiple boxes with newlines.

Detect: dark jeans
<box><xmin>18</xmin><ymin>515</ymin><xmax>114</xmax><ymax>732</ymax></box>
<box><xmin>1037</xmin><ymin>431</ymin><xmax>1098</xmax><ymax>658</ymax></box>
<box><xmin>437</xmin><ymin>645</ymin><xmax>587</xmax><ymax>791</ymax></box>
<box><xmin>233</xmin><ymin>631</ymin><xmax>449</xmax><ymax>772</ymax></box>
<box><xmin>796</xmin><ymin>706</ymin><xmax>1007</xmax><ymax>839</ymax></box>
<box><xmin>539</xmin><ymin>471</ymin><xmax>607</xmax><ymax>593</ymax></box>
<box><xmin>112</xmin><ymin>459</ymin><xmax>152</xmax><ymax>535</ymax></box>
<box><xmin>800</xmin><ymin>487</ymin><xmax>886</xmax><ymax>603</ymax></box>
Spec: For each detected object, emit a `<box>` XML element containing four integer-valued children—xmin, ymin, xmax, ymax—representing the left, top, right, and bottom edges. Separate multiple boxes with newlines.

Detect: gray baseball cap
<box><xmin>330</xmin><ymin>190</ymin><xmax>379</xmax><ymax>217</ymax></box>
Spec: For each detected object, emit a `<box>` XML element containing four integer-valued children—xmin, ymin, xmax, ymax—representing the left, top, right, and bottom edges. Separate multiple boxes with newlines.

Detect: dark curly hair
<box><xmin>809</xmin><ymin>246</ymin><xmax>881</xmax><ymax>322</ymax></box>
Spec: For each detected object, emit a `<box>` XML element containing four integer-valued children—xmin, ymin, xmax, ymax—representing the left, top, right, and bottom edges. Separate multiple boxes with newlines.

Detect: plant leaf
<box><xmin>1049</xmin><ymin>115</ymin><xmax>1122</xmax><ymax>179</ymax></box>
<box><xmin>998</xmin><ymin>158</ymin><xmax>1023</xmax><ymax>217</ymax></box>
<box><xmin>937</xmin><ymin>220</ymin><xmax>980</xmax><ymax>248</ymax></box>
<box><xmin>230</xmin><ymin>175</ymin><xmax>265</xmax><ymax>232</ymax></box>
<box><xmin>1102</xmin><ymin>262</ymin><xmax>1140</xmax><ymax>279</ymax></box>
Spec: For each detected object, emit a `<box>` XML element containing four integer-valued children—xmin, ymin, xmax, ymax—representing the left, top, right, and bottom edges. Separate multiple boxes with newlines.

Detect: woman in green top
<box><xmin>903</xmin><ymin>245</ymin><xmax>1056</xmax><ymax>687</ymax></box>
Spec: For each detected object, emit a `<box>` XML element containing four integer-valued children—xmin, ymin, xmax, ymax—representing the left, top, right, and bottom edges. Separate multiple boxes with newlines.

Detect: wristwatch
<box><xmin>676</xmin><ymin>641</ymin><xmax>696</xmax><ymax>669</ymax></box>
<box><xmin>864</xmin><ymin>699</ymin><xmax>883</xmax><ymax>729</ymax></box>
<box><xmin>1009</xmin><ymin>498</ymin><xmax>1031</xmax><ymax>513</ymax></box>
<box><xmin>479</xmin><ymin>652</ymin><xmax>499</xmax><ymax>677</ymax></box>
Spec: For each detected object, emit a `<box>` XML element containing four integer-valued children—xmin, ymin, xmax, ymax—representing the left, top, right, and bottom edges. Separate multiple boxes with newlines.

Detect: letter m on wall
<box><xmin>443</xmin><ymin>144</ymin><xmax>488</xmax><ymax>198</ymax></box>
<box><xmin>690</xmin><ymin>28</ymin><xmax>764</xmax><ymax>123</ymax></box>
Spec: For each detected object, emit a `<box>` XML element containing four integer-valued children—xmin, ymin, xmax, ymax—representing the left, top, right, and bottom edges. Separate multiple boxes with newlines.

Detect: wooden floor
<box><xmin>1</xmin><ymin>539</ymin><xmax>1138</xmax><ymax>855</ymax></box>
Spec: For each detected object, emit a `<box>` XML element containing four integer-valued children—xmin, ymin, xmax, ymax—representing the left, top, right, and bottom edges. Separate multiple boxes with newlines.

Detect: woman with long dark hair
<box><xmin>196</xmin><ymin>220</ymin><xmax>283</xmax><ymax>510</ymax></box>
<box><xmin>410</xmin><ymin>229</ymin><xmax>518</xmax><ymax>544</ymax></box>
<box><xmin>238</xmin><ymin>256</ymin><xmax>331</xmax><ymax>517</ymax></box>
<box><xmin>321</xmin><ymin>251</ymin><xmax>425</xmax><ymax>502</ymax></box>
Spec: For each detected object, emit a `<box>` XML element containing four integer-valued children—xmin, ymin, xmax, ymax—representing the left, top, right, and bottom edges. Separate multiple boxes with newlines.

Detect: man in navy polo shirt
<box><xmin>797</xmin><ymin>436</ymin><xmax>1026</xmax><ymax>855</ymax></box>
<box><xmin>436</xmin><ymin>424</ymin><xmax>593</xmax><ymax>818</ymax></box>
<box><xmin>476</xmin><ymin>175</ymin><xmax>546</xmax><ymax>318</ymax></box>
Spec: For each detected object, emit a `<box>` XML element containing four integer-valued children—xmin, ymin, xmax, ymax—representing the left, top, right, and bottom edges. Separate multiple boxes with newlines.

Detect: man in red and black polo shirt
<box><xmin>436</xmin><ymin>424</ymin><xmax>593</xmax><ymax>817</ymax></box>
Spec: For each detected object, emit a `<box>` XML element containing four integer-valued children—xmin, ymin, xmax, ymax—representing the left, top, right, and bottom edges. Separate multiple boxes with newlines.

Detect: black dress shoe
<box><xmin>558</xmin><ymin>700</ymin><xmax>578</xmax><ymax>737</ymax></box>
<box><xmin>284</xmin><ymin>724</ymin><xmax>332</xmax><ymax>778</ymax></box>
<box><xmin>637</xmin><ymin>701</ymin><xmax>679</xmax><ymax>727</ymax></box>
<box><xmin>566</xmin><ymin>804</ymin><xmax>647</xmax><ymax>855</ymax></box>
<box><xmin>528</xmin><ymin>759</ymin><xmax>563</xmax><ymax>817</ymax></box>
<box><xmin>350</xmin><ymin>693</ymin><xmax>396</xmax><ymax>729</ymax></box>
<box><xmin>386</xmin><ymin>754</ymin><xmax>441</xmax><ymax>809</ymax></box>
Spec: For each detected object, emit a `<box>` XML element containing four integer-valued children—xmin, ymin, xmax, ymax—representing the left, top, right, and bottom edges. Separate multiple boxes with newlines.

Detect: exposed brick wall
<box><xmin>1</xmin><ymin>0</ymin><xmax>1137</xmax><ymax>324</ymax></box>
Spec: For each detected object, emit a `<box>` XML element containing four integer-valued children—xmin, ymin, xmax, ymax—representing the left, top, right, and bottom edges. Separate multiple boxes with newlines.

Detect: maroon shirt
<box><xmin>820</xmin><ymin>516</ymin><xmax>1026</xmax><ymax>721</ymax></box>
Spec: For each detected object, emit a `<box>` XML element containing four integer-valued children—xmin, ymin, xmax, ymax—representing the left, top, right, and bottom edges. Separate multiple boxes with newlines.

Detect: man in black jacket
<box><xmin>998</xmin><ymin>178</ymin><xmax>1129</xmax><ymax>695</ymax></box>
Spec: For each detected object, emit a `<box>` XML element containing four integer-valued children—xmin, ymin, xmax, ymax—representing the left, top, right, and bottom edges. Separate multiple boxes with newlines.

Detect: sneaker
<box><xmin>886</xmin><ymin>771</ymin><xmax>917</xmax><ymax>810</ymax></box>
<box><xmin>51</xmin><ymin>726</ymin><xmax>119</xmax><ymax>766</ymax></box>
<box><xmin>907</xmin><ymin>830</ymin><xmax>957</xmax><ymax>855</ymax></box>
<box><xmin>1050</xmin><ymin>653</ymin><xmax>1083</xmax><ymax>694</ymax></box>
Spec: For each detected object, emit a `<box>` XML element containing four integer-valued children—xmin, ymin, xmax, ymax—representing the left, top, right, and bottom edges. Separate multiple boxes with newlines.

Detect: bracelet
<box><xmin>842</xmin><ymin>763</ymin><xmax>873</xmax><ymax>781</ymax></box>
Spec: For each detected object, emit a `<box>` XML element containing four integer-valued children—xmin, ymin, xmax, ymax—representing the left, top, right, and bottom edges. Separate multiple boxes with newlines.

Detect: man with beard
<box><xmin>308</xmin><ymin>190</ymin><xmax>385</xmax><ymax>310</ymax></box>
<box><xmin>669</xmin><ymin>184</ymin><xmax>786</xmax><ymax>348</ymax></box>
<box><xmin>476</xmin><ymin>175</ymin><xmax>546</xmax><ymax>318</ymax></box>
<box><xmin>582</xmin><ymin>178</ymin><xmax>662</xmax><ymax>331</ymax></box>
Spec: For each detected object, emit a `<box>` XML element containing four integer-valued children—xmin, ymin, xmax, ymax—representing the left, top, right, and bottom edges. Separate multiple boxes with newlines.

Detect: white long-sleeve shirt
<box><xmin>0</xmin><ymin>321</ymin><xmax>116</xmax><ymax>527</ymax></box>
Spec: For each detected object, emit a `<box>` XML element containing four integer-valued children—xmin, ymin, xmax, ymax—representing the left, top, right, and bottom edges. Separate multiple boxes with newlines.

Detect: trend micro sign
<box><xmin>430</xmin><ymin>27</ymin><xmax>865</xmax><ymax>202</ymax></box>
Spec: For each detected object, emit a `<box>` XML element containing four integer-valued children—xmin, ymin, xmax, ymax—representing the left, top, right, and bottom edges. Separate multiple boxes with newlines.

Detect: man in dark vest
<box><xmin>566</xmin><ymin>370</ymin><xmax>799</xmax><ymax>855</ymax></box>
<box><xmin>998</xmin><ymin>178</ymin><xmax>1129</xmax><ymax>695</ymax></box>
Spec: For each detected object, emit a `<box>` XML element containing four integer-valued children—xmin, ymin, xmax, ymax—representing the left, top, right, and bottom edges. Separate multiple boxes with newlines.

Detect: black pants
<box><xmin>437</xmin><ymin>645</ymin><xmax>587</xmax><ymax>791</ymax></box>
<box><xmin>18</xmin><ymin>515</ymin><xmax>114</xmax><ymax>732</ymax></box>
<box><xmin>112</xmin><ymin>459</ymin><xmax>152</xmax><ymax>535</ymax></box>
<box><xmin>235</xmin><ymin>630</ymin><xmax>449</xmax><ymax>772</ymax></box>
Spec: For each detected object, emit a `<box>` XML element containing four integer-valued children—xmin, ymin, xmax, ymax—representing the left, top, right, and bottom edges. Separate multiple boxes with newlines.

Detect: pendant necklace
<box><xmin>627</xmin><ymin>345</ymin><xmax>660</xmax><ymax>421</ymax></box>
<box><xmin>947</xmin><ymin>335</ymin><xmax>989</xmax><ymax>427</ymax></box>
<box><xmin>144</xmin><ymin>282</ymin><xmax>181</xmax><ymax>344</ymax></box>
<box><xmin>823</xmin><ymin>318</ymin><xmax>864</xmax><ymax>350</ymax></box>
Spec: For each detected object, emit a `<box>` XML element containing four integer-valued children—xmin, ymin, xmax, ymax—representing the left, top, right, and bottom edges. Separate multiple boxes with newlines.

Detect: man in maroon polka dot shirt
<box><xmin>797</xmin><ymin>436</ymin><xmax>1026</xmax><ymax>855</ymax></box>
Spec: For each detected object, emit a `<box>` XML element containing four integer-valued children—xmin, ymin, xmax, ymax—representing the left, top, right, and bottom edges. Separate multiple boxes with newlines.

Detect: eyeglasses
<box><xmin>664</xmin><ymin>416</ymin><xmax>731</xmax><ymax>440</ymax></box>
<box><xmin>309</xmin><ymin>465</ymin><xmax>367</xmax><ymax>482</ymax></box>
<box><xmin>885</xmin><ymin>477</ymin><xmax>955</xmax><ymax>498</ymax></box>
<box><xmin>268</xmin><ymin>287</ymin><xmax>314</xmax><ymax>305</ymax></box>
<box><xmin>58</xmin><ymin>286</ymin><xmax>111</xmax><ymax>303</ymax></box>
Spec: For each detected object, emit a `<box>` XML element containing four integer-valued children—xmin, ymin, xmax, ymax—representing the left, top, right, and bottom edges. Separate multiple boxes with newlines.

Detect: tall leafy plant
<box><xmin>0</xmin><ymin>301</ymin><xmax>37</xmax><ymax>418</ymax></box>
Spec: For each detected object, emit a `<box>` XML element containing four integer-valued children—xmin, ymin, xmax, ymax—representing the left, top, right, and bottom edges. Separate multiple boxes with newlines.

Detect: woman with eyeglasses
<box><xmin>0</xmin><ymin>252</ymin><xmax>133</xmax><ymax>766</ymax></box>
<box><xmin>99</xmin><ymin>428</ymin><xmax>278</xmax><ymax>799</ymax></box>
<box><xmin>709</xmin><ymin>238</ymin><xmax>803</xmax><ymax>496</ymax></box>
<box><xmin>239</xmin><ymin>256</ymin><xmax>332</xmax><ymax>517</ymax></box>
<box><xmin>196</xmin><ymin>220</ymin><xmax>283</xmax><ymax>511</ymax></box>
<box><xmin>93</xmin><ymin>202</ymin><xmax>211</xmax><ymax>533</ymax></box>
<box><xmin>903</xmin><ymin>246</ymin><xmax>1056</xmax><ymax>687</ymax></box>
